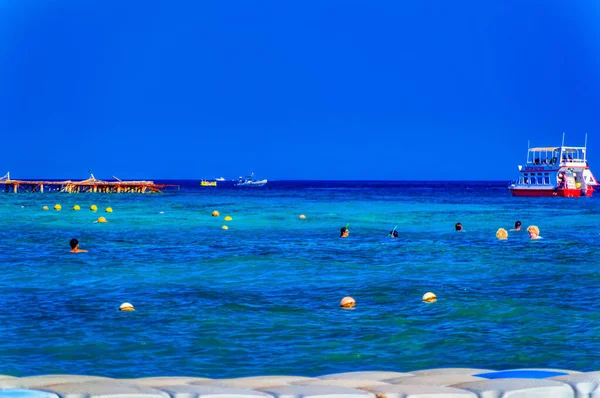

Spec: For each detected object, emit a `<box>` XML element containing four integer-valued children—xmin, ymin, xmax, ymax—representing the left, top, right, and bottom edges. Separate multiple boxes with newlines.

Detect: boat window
<box><xmin>543</xmin><ymin>176</ymin><xmax>550</xmax><ymax>184</ymax></box>
<box><xmin>523</xmin><ymin>175</ymin><xmax>529</xmax><ymax>184</ymax></box>
<box><xmin>537</xmin><ymin>176</ymin><xmax>542</xmax><ymax>184</ymax></box>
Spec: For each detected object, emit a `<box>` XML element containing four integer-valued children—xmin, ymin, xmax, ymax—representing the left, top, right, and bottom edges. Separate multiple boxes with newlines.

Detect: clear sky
<box><xmin>0</xmin><ymin>0</ymin><xmax>598</xmax><ymax>180</ymax></box>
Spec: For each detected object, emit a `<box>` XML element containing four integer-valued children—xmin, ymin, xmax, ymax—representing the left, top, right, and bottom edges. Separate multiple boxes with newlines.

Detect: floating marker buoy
<box><xmin>73</xmin><ymin>205</ymin><xmax>81</xmax><ymax>211</ymax></box>
<box><xmin>90</xmin><ymin>204</ymin><xmax>98</xmax><ymax>211</ymax></box>
<box><xmin>54</xmin><ymin>204</ymin><xmax>61</xmax><ymax>211</ymax></box>
<box><xmin>105</xmin><ymin>207</ymin><xmax>113</xmax><ymax>213</ymax></box>
<box><xmin>224</xmin><ymin>216</ymin><xmax>232</xmax><ymax>221</ymax></box>
<box><xmin>119</xmin><ymin>302</ymin><xmax>134</xmax><ymax>311</ymax></box>
<box><xmin>97</xmin><ymin>216</ymin><xmax>107</xmax><ymax>223</ymax></box>
<box><xmin>340</xmin><ymin>296</ymin><xmax>356</xmax><ymax>308</ymax></box>
<box><xmin>299</xmin><ymin>214</ymin><xmax>307</xmax><ymax>220</ymax></box>
<box><xmin>42</xmin><ymin>206</ymin><xmax>49</xmax><ymax>211</ymax></box>
<box><xmin>159</xmin><ymin>211</ymin><xmax>164</xmax><ymax>214</ymax></box>
<box><xmin>422</xmin><ymin>292</ymin><xmax>437</xmax><ymax>303</ymax></box>
<box><xmin>212</xmin><ymin>210</ymin><xmax>220</xmax><ymax>217</ymax></box>
<box><xmin>222</xmin><ymin>225</ymin><xmax>229</xmax><ymax>230</ymax></box>
<box><xmin>21</xmin><ymin>206</ymin><xmax>24</xmax><ymax>208</ymax></box>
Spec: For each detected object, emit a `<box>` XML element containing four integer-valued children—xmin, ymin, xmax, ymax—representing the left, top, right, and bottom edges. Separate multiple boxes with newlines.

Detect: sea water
<box><xmin>0</xmin><ymin>180</ymin><xmax>599</xmax><ymax>377</ymax></box>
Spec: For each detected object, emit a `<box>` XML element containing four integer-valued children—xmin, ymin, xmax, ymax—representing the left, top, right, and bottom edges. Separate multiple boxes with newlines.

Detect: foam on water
<box><xmin>0</xmin><ymin>180</ymin><xmax>599</xmax><ymax>377</ymax></box>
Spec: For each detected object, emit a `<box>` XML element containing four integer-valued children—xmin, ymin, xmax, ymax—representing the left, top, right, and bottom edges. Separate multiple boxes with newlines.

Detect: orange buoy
<box><xmin>422</xmin><ymin>292</ymin><xmax>437</xmax><ymax>303</ymax></box>
<box><xmin>340</xmin><ymin>296</ymin><xmax>356</xmax><ymax>308</ymax></box>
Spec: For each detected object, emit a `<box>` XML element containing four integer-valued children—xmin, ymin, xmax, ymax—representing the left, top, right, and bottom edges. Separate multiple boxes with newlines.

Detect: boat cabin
<box><xmin>510</xmin><ymin>139</ymin><xmax>597</xmax><ymax>197</ymax></box>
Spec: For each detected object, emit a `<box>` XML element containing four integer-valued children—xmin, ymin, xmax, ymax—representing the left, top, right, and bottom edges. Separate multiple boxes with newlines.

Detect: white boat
<box><xmin>236</xmin><ymin>173</ymin><xmax>267</xmax><ymax>187</ymax></box>
<box><xmin>508</xmin><ymin>134</ymin><xmax>598</xmax><ymax>197</ymax></box>
<box><xmin>215</xmin><ymin>177</ymin><xmax>225</xmax><ymax>181</ymax></box>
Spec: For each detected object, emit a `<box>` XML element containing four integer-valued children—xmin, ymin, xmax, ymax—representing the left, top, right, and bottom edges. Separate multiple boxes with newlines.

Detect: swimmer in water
<box><xmin>511</xmin><ymin>220</ymin><xmax>522</xmax><ymax>231</ymax></box>
<box><xmin>455</xmin><ymin>222</ymin><xmax>463</xmax><ymax>231</ymax></box>
<box><xmin>527</xmin><ymin>225</ymin><xmax>542</xmax><ymax>240</ymax></box>
<box><xmin>340</xmin><ymin>227</ymin><xmax>349</xmax><ymax>238</ymax></box>
<box><xmin>496</xmin><ymin>228</ymin><xmax>508</xmax><ymax>240</ymax></box>
<box><xmin>69</xmin><ymin>238</ymin><xmax>88</xmax><ymax>253</ymax></box>
<box><xmin>389</xmin><ymin>230</ymin><xmax>399</xmax><ymax>238</ymax></box>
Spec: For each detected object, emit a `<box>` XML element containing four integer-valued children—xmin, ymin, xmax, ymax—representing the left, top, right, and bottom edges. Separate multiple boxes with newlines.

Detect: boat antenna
<box><xmin>527</xmin><ymin>140</ymin><xmax>530</xmax><ymax>150</ymax></box>
<box><xmin>112</xmin><ymin>175</ymin><xmax>122</xmax><ymax>182</ymax></box>
<box><xmin>585</xmin><ymin>133</ymin><xmax>588</xmax><ymax>149</ymax></box>
<box><xmin>562</xmin><ymin>132</ymin><xmax>565</xmax><ymax>147</ymax></box>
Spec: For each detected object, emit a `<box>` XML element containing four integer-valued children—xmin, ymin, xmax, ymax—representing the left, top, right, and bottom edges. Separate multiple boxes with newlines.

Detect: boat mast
<box><xmin>584</xmin><ymin>133</ymin><xmax>588</xmax><ymax>162</ymax></box>
<box><xmin>559</xmin><ymin>132</ymin><xmax>565</xmax><ymax>164</ymax></box>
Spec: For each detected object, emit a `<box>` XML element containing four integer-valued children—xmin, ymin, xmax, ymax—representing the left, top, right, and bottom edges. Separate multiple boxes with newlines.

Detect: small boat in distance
<box><xmin>237</xmin><ymin>172</ymin><xmax>267</xmax><ymax>187</ymax></box>
<box><xmin>215</xmin><ymin>177</ymin><xmax>226</xmax><ymax>181</ymax></box>
<box><xmin>508</xmin><ymin>134</ymin><xmax>598</xmax><ymax>197</ymax></box>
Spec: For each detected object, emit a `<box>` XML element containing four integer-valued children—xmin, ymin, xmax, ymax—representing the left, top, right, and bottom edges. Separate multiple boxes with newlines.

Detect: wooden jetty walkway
<box><xmin>0</xmin><ymin>173</ymin><xmax>177</xmax><ymax>193</ymax></box>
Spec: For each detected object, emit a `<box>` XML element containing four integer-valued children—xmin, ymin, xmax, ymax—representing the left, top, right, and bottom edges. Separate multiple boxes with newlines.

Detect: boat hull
<box><xmin>509</xmin><ymin>187</ymin><xmax>593</xmax><ymax>197</ymax></box>
<box><xmin>237</xmin><ymin>179</ymin><xmax>267</xmax><ymax>187</ymax></box>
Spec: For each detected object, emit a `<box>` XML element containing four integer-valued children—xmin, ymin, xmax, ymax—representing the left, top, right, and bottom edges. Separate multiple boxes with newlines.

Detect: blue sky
<box><xmin>0</xmin><ymin>0</ymin><xmax>598</xmax><ymax>180</ymax></box>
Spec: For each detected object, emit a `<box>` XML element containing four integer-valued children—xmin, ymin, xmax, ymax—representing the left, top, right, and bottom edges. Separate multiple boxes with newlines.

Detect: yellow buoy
<box><xmin>222</xmin><ymin>225</ymin><xmax>229</xmax><ymax>230</ymax></box>
<box><xmin>42</xmin><ymin>206</ymin><xmax>49</xmax><ymax>211</ymax></box>
<box><xmin>97</xmin><ymin>216</ymin><xmax>107</xmax><ymax>223</ymax></box>
<box><xmin>119</xmin><ymin>302</ymin><xmax>134</xmax><ymax>311</ymax></box>
<box><xmin>422</xmin><ymin>292</ymin><xmax>437</xmax><ymax>303</ymax></box>
<box><xmin>224</xmin><ymin>216</ymin><xmax>233</xmax><ymax>221</ymax></box>
<box><xmin>105</xmin><ymin>207</ymin><xmax>113</xmax><ymax>213</ymax></box>
<box><xmin>73</xmin><ymin>205</ymin><xmax>81</xmax><ymax>211</ymax></box>
<box><xmin>54</xmin><ymin>204</ymin><xmax>61</xmax><ymax>211</ymax></box>
<box><xmin>212</xmin><ymin>210</ymin><xmax>220</xmax><ymax>217</ymax></box>
<box><xmin>299</xmin><ymin>214</ymin><xmax>307</xmax><ymax>220</ymax></box>
<box><xmin>90</xmin><ymin>204</ymin><xmax>98</xmax><ymax>211</ymax></box>
<box><xmin>340</xmin><ymin>296</ymin><xmax>356</xmax><ymax>308</ymax></box>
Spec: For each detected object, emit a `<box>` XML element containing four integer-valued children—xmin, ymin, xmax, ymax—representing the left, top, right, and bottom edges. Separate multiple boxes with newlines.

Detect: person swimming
<box><xmin>527</xmin><ymin>225</ymin><xmax>542</xmax><ymax>240</ymax></box>
<box><xmin>455</xmin><ymin>222</ymin><xmax>463</xmax><ymax>231</ymax></box>
<box><xmin>496</xmin><ymin>228</ymin><xmax>508</xmax><ymax>240</ymax></box>
<box><xmin>340</xmin><ymin>227</ymin><xmax>349</xmax><ymax>238</ymax></box>
<box><xmin>511</xmin><ymin>220</ymin><xmax>522</xmax><ymax>231</ymax></box>
<box><xmin>389</xmin><ymin>230</ymin><xmax>399</xmax><ymax>238</ymax></box>
<box><xmin>69</xmin><ymin>238</ymin><xmax>88</xmax><ymax>253</ymax></box>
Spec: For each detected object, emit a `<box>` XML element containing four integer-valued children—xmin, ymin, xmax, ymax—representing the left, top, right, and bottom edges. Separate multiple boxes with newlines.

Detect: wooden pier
<box><xmin>0</xmin><ymin>173</ymin><xmax>177</xmax><ymax>194</ymax></box>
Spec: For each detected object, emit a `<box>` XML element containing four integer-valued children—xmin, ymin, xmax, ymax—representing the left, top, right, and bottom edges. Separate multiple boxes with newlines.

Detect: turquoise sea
<box><xmin>1</xmin><ymin>180</ymin><xmax>599</xmax><ymax>377</ymax></box>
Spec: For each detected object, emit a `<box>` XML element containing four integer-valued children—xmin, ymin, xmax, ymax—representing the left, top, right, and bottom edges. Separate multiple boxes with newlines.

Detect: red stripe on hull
<box><xmin>509</xmin><ymin>188</ymin><xmax>588</xmax><ymax>197</ymax></box>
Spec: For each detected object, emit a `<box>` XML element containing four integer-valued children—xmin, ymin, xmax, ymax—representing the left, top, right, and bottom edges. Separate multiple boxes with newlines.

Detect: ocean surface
<box><xmin>1</xmin><ymin>180</ymin><xmax>599</xmax><ymax>378</ymax></box>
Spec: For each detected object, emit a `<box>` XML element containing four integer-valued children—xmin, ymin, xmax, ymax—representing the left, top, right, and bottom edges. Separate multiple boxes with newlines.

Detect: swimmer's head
<box><xmin>527</xmin><ymin>225</ymin><xmax>540</xmax><ymax>239</ymax></box>
<box><xmin>455</xmin><ymin>223</ymin><xmax>463</xmax><ymax>231</ymax></box>
<box><xmin>340</xmin><ymin>227</ymin><xmax>349</xmax><ymax>238</ymax></box>
<box><xmin>496</xmin><ymin>228</ymin><xmax>508</xmax><ymax>240</ymax></box>
<box><xmin>390</xmin><ymin>230</ymin><xmax>398</xmax><ymax>238</ymax></box>
<box><xmin>515</xmin><ymin>220</ymin><xmax>522</xmax><ymax>230</ymax></box>
<box><xmin>69</xmin><ymin>238</ymin><xmax>78</xmax><ymax>249</ymax></box>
